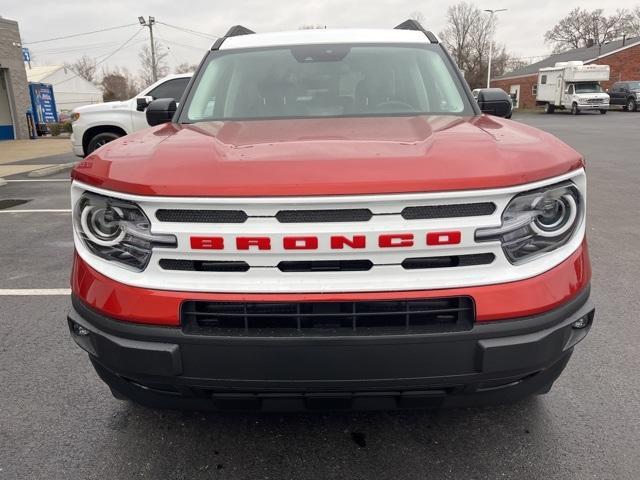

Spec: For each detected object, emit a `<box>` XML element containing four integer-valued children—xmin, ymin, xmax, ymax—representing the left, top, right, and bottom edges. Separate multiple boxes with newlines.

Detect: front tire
<box><xmin>571</xmin><ymin>103</ymin><xmax>579</xmax><ymax>115</ymax></box>
<box><xmin>86</xmin><ymin>132</ymin><xmax>122</xmax><ymax>154</ymax></box>
<box><xmin>544</xmin><ymin>103</ymin><xmax>555</xmax><ymax>114</ymax></box>
<box><xmin>627</xmin><ymin>98</ymin><xmax>637</xmax><ymax>112</ymax></box>
<box><xmin>600</xmin><ymin>109</ymin><xmax>607</xmax><ymax>114</ymax></box>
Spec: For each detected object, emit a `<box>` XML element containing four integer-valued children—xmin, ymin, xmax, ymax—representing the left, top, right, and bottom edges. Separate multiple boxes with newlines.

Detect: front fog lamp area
<box><xmin>476</xmin><ymin>182</ymin><xmax>583</xmax><ymax>264</ymax></box>
<box><xmin>73</xmin><ymin>192</ymin><xmax>176</xmax><ymax>271</ymax></box>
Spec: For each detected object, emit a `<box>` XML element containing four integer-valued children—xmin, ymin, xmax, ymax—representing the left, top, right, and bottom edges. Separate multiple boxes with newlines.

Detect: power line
<box><xmin>24</xmin><ymin>23</ymin><xmax>138</xmax><ymax>45</ymax></box>
<box><xmin>155</xmin><ymin>33</ymin><xmax>209</xmax><ymax>52</ymax></box>
<box><xmin>157</xmin><ymin>21</ymin><xmax>219</xmax><ymax>40</ymax></box>
<box><xmin>52</xmin><ymin>27</ymin><xmax>145</xmax><ymax>86</ymax></box>
<box><xmin>32</xmin><ymin>38</ymin><xmax>146</xmax><ymax>56</ymax></box>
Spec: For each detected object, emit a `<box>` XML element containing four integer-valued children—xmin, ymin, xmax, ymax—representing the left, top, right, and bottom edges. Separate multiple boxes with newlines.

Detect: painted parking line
<box><xmin>0</xmin><ymin>288</ymin><xmax>71</xmax><ymax>296</ymax></box>
<box><xmin>5</xmin><ymin>179</ymin><xmax>71</xmax><ymax>182</ymax></box>
<box><xmin>0</xmin><ymin>209</ymin><xmax>71</xmax><ymax>213</ymax></box>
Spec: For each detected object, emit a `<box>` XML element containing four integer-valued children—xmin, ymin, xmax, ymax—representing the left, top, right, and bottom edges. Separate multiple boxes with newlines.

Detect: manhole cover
<box><xmin>0</xmin><ymin>199</ymin><xmax>30</xmax><ymax>210</ymax></box>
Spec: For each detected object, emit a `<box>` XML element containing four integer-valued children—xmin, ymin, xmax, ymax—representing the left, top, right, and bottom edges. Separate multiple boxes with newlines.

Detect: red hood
<box><xmin>72</xmin><ymin>115</ymin><xmax>583</xmax><ymax>196</ymax></box>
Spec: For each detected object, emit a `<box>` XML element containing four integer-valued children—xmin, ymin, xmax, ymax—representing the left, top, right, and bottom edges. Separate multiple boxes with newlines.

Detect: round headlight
<box><xmin>73</xmin><ymin>192</ymin><xmax>177</xmax><ymax>271</ymax></box>
<box><xmin>531</xmin><ymin>194</ymin><xmax>577</xmax><ymax>237</ymax></box>
<box><xmin>475</xmin><ymin>181</ymin><xmax>583</xmax><ymax>264</ymax></box>
<box><xmin>80</xmin><ymin>205</ymin><xmax>125</xmax><ymax>246</ymax></box>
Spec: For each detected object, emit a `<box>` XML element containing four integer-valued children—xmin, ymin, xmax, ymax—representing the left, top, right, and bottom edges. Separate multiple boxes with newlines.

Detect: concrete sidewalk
<box><xmin>0</xmin><ymin>138</ymin><xmax>72</xmax><ymax>165</ymax></box>
<box><xmin>0</xmin><ymin>139</ymin><xmax>75</xmax><ymax>179</ymax></box>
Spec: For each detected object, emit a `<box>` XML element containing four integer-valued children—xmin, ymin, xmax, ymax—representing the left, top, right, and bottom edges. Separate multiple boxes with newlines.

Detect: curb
<box><xmin>27</xmin><ymin>162</ymin><xmax>77</xmax><ymax>178</ymax></box>
<box><xmin>0</xmin><ymin>178</ymin><xmax>6</xmax><ymax>187</ymax></box>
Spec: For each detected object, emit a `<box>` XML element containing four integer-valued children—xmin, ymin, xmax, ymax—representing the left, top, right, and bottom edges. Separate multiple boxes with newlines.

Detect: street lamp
<box><xmin>484</xmin><ymin>8</ymin><xmax>507</xmax><ymax>88</ymax></box>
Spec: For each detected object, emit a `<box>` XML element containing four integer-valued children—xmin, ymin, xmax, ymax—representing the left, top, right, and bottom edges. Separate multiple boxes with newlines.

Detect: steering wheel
<box><xmin>373</xmin><ymin>100</ymin><xmax>417</xmax><ymax>112</ymax></box>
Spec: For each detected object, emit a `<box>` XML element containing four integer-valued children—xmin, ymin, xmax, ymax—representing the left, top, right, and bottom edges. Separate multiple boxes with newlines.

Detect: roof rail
<box><xmin>394</xmin><ymin>19</ymin><xmax>438</xmax><ymax>44</ymax></box>
<box><xmin>211</xmin><ymin>25</ymin><xmax>255</xmax><ymax>50</ymax></box>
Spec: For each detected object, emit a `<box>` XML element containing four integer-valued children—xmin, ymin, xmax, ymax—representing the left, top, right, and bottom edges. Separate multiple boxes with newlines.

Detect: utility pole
<box><xmin>484</xmin><ymin>9</ymin><xmax>507</xmax><ymax>88</ymax></box>
<box><xmin>138</xmin><ymin>16</ymin><xmax>157</xmax><ymax>82</ymax></box>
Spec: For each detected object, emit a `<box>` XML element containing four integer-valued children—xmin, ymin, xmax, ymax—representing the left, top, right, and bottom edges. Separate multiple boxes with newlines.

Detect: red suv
<box><xmin>68</xmin><ymin>21</ymin><xmax>594</xmax><ymax>411</ymax></box>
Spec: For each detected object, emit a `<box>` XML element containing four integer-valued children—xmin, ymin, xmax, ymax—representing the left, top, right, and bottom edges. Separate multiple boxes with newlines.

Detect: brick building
<box><xmin>0</xmin><ymin>16</ymin><xmax>30</xmax><ymax>139</ymax></box>
<box><xmin>492</xmin><ymin>37</ymin><xmax>640</xmax><ymax>109</ymax></box>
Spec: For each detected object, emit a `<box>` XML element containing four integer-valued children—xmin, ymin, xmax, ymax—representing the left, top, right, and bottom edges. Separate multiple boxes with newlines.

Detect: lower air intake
<box><xmin>182</xmin><ymin>297</ymin><xmax>474</xmax><ymax>336</ymax></box>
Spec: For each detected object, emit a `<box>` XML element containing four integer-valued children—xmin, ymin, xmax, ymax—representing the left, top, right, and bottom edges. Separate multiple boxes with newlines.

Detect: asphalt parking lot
<box><xmin>1</xmin><ymin>111</ymin><xmax>639</xmax><ymax>479</ymax></box>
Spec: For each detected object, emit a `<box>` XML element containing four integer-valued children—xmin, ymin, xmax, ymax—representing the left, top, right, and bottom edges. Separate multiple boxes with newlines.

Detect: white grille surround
<box><xmin>71</xmin><ymin>169</ymin><xmax>586</xmax><ymax>294</ymax></box>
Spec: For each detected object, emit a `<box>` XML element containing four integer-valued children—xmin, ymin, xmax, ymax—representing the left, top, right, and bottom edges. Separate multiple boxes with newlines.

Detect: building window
<box><xmin>532</xmin><ymin>84</ymin><xmax>538</xmax><ymax>96</ymax></box>
<box><xmin>540</xmin><ymin>75</ymin><xmax>547</xmax><ymax>85</ymax></box>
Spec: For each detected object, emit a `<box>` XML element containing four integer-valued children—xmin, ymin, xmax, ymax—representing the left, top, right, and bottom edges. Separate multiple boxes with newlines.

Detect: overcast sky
<box><xmin>1</xmin><ymin>0</ymin><xmax>637</xmax><ymax>76</ymax></box>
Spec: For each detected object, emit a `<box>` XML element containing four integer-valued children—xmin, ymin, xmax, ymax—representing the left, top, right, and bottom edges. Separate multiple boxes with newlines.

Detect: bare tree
<box><xmin>64</xmin><ymin>55</ymin><xmax>97</xmax><ymax>83</ymax></box>
<box><xmin>101</xmin><ymin>68</ymin><xmax>139</xmax><ymax>102</ymax></box>
<box><xmin>545</xmin><ymin>8</ymin><xmax>632</xmax><ymax>53</ymax></box>
<box><xmin>174</xmin><ymin>62</ymin><xmax>198</xmax><ymax>74</ymax></box>
<box><xmin>439</xmin><ymin>2</ymin><xmax>511</xmax><ymax>89</ymax></box>
<box><xmin>625</xmin><ymin>6</ymin><xmax>640</xmax><ymax>37</ymax></box>
<box><xmin>138</xmin><ymin>40</ymin><xmax>169</xmax><ymax>88</ymax></box>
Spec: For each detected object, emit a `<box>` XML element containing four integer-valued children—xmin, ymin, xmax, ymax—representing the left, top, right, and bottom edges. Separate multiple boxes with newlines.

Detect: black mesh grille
<box><xmin>156</xmin><ymin>209</ymin><xmax>248</xmax><ymax>223</ymax></box>
<box><xmin>159</xmin><ymin>259</ymin><xmax>249</xmax><ymax>272</ymax></box>
<box><xmin>402</xmin><ymin>253</ymin><xmax>495</xmax><ymax>270</ymax></box>
<box><xmin>155</xmin><ymin>203</ymin><xmax>495</xmax><ymax>223</ymax></box>
<box><xmin>401</xmin><ymin>203</ymin><xmax>496</xmax><ymax>219</ymax></box>
<box><xmin>278</xmin><ymin>260</ymin><xmax>373</xmax><ymax>272</ymax></box>
<box><xmin>276</xmin><ymin>209</ymin><xmax>373</xmax><ymax>223</ymax></box>
<box><xmin>181</xmin><ymin>297</ymin><xmax>474</xmax><ymax>336</ymax></box>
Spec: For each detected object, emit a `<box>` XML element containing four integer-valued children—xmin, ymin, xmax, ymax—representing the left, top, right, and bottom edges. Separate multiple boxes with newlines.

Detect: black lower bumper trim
<box><xmin>68</xmin><ymin>286</ymin><xmax>594</xmax><ymax>411</ymax></box>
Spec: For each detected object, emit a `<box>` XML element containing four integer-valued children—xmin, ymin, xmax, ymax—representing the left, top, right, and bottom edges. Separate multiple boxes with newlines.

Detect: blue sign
<box><xmin>29</xmin><ymin>83</ymin><xmax>59</xmax><ymax>125</ymax></box>
<box><xmin>22</xmin><ymin>48</ymin><xmax>30</xmax><ymax>62</ymax></box>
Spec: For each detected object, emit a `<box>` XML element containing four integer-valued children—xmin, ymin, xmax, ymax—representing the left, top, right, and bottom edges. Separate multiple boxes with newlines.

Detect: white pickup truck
<box><xmin>536</xmin><ymin>61</ymin><xmax>610</xmax><ymax>115</ymax></box>
<box><xmin>70</xmin><ymin>73</ymin><xmax>191</xmax><ymax>156</ymax></box>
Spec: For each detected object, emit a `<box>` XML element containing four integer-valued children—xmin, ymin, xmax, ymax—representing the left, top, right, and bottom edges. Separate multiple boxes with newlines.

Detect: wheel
<box><xmin>600</xmin><ymin>109</ymin><xmax>607</xmax><ymax>114</ymax></box>
<box><xmin>86</xmin><ymin>132</ymin><xmax>122</xmax><ymax>154</ymax></box>
<box><xmin>627</xmin><ymin>98</ymin><xmax>637</xmax><ymax>112</ymax></box>
<box><xmin>571</xmin><ymin>103</ymin><xmax>579</xmax><ymax>115</ymax></box>
<box><xmin>544</xmin><ymin>103</ymin><xmax>555</xmax><ymax>114</ymax></box>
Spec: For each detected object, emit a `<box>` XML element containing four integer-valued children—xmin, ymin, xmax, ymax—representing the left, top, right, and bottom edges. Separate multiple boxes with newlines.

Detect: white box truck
<box><xmin>536</xmin><ymin>61</ymin><xmax>610</xmax><ymax>115</ymax></box>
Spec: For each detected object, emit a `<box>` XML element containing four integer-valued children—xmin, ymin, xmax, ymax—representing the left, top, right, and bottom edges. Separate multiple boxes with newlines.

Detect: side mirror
<box><xmin>476</xmin><ymin>88</ymin><xmax>513</xmax><ymax>118</ymax></box>
<box><xmin>146</xmin><ymin>98</ymin><xmax>177</xmax><ymax>126</ymax></box>
<box><xmin>136</xmin><ymin>96</ymin><xmax>153</xmax><ymax>112</ymax></box>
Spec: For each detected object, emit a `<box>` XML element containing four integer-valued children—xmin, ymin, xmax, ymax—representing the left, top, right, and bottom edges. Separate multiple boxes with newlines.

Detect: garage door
<box><xmin>0</xmin><ymin>70</ymin><xmax>15</xmax><ymax>140</ymax></box>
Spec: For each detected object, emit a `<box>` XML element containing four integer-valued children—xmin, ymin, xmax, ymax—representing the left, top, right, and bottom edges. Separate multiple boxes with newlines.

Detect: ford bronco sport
<box><xmin>67</xmin><ymin>21</ymin><xmax>594</xmax><ymax>411</ymax></box>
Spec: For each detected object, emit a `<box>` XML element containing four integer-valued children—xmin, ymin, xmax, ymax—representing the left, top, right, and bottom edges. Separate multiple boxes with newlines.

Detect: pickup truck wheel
<box><xmin>571</xmin><ymin>103</ymin><xmax>579</xmax><ymax>115</ymax></box>
<box><xmin>87</xmin><ymin>132</ymin><xmax>122</xmax><ymax>154</ymax></box>
<box><xmin>600</xmin><ymin>109</ymin><xmax>607</xmax><ymax>114</ymax></box>
<box><xmin>627</xmin><ymin>98</ymin><xmax>637</xmax><ymax>112</ymax></box>
<box><xmin>544</xmin><ymin>104</ymin><xmax>555</xmax><ymax>114</ymax></box>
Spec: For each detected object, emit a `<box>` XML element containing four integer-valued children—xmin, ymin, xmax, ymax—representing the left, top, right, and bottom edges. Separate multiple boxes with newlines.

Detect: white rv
<box><xmin>536</xmin><ymin>61</ymin><xmax>610</xmax><ymax>115</ymax></box>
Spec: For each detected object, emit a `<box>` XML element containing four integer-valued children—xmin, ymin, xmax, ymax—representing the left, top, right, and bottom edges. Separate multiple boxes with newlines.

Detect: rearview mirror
<box><xmin>476</xmin><ymin>89</ymin><xmax>513</xmax><ymax>118</ymax></box>
<box><xmin>146</xmin><ymin>98</ymin><xmax>177</xmax><ymax>126</ymax></box>
<box><xmin>136</xmin><ymin>96</ymin><xmax>153</xmax><ymax>112</ymax></box>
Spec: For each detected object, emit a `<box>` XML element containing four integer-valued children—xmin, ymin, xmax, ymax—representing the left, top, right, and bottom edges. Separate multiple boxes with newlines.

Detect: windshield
<box><xmin>181</xmin><ymin>44</ymin><xmax>472</xmax><ymax>122</ymax></box>
<box><xmin>628</xmin><ymin>81</ymin><xmax>640</xmax><ymax>90</ymax></box>
<box><xmin>574</xmin><ymin>83</ymin><xmax>602</xmax><ymax>94</ymax></box>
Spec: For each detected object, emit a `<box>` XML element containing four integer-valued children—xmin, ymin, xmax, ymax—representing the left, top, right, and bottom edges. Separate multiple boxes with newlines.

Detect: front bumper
<box><xmin>69</xmin><ymin>130</ymin><xmax>84</xmax><ymax>157</ymax></box>
<box><xmin>577</xmin><ymin>104</ymin><xmax>609</xmax><ymax>110</ymax></box>
<box><xmin>68</xmin><ymin>286</ymin><xmax>594</xmax><ymax>411</ymax></box>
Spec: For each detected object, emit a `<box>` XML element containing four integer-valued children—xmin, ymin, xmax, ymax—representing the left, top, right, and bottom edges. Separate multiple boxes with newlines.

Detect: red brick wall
<box><xmin>599</xmin><ymin>43</ymin><xmax>640</xmax><ymax>90</ymax></box>
<box><xmin>491</xmin><ymin>43</ymin><xmax>640</xmax><ymax>109</ymax></box>
<box><xmin>490</xmin><ymin>76</ymin><xmax>538</xmax><ymax>109</ymax></box>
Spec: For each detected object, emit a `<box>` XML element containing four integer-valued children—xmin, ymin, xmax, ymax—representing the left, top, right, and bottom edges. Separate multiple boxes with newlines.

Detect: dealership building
<box><xmin>492</xmin><ymin>36</ymin><xmax>640</xmax><ymax>109</ymax></box>
<box><xmin>0</xmin><ymin>16</ymin><xmax>30</xmax><ymax>140</ymax></box>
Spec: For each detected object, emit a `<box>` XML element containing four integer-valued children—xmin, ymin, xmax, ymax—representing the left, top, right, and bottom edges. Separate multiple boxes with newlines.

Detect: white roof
<box><xmin>219</xmin><ymin>28</ymin><xmax>432</xmax><ymax>50</ymax></box>
<box><xmin>26</xmin><ymin>65</ymin><xmax>65</xmax><ymax>83</ymax></box>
